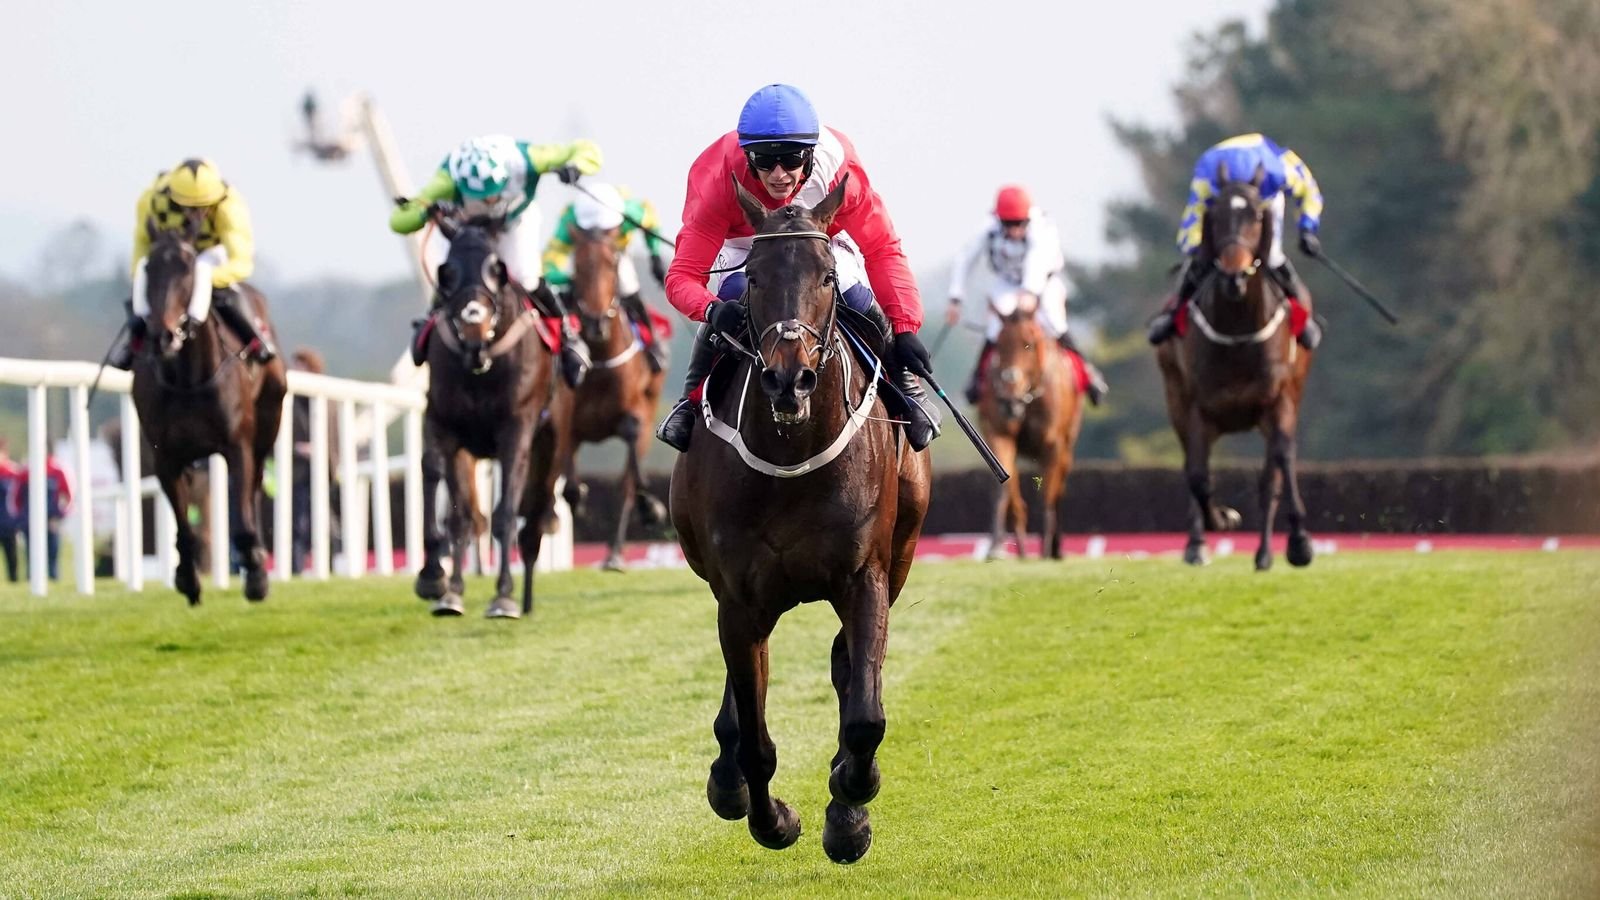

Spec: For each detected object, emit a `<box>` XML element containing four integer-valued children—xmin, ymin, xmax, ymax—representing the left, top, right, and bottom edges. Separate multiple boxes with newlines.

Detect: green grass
<box><xmin>1</xmin><ymin>553</ymin><xmax>1597</xmax><ymax>898</ymax></box>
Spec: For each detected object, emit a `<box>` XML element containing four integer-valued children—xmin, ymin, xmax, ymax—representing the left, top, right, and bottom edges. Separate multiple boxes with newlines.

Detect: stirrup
<box><xmin>655</xmin><ymin>397</ymin><xmax>697</xmax><ymax>452</ymax></box>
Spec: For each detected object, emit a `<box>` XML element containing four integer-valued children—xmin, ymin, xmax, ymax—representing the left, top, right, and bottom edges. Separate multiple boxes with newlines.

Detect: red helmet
<box><xmin>994</xmin><ymin>185</ymin><xmax>1032</xmax><ymax>222</ymax></box>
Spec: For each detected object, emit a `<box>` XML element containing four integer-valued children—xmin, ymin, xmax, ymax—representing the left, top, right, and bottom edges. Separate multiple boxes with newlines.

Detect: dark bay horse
<box><xmin>548</xmin><ymin>221</ymin><xmax>668</xmax><ymax>571</ymax></box>
<box><xmin>413</xmin><ymin>214</ymin><xmax>555</xmax><ymax>618</ymax></box>
<box><xmin>129</xmin><ymin>219</ymin><xmax>286</xmax><ymax>605</ymax></box>
<box><xmin>669</xmin><ymin>175</ymin><xmax>931</xmax><ymax>864</ymax></box>
<box><xmin>1156</xmin><ymin>163</ymin><xmax>1315</xmax><ymax>569</ymax></box>
<box><xmin>977</xmin><ymin>295</ymin><xmax>1084</xmax><ymax>560</ymax></box>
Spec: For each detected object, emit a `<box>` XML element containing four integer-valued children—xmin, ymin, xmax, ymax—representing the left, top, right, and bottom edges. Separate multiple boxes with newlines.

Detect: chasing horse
<box><xmin>1155</xmin><ymin>161</ymin><xmax>1317</xmax><ymax>569</ymax></box>
<box><xmin>976</xmin><ymin>292</ymin><xmax>1086</xmax><ymax>560</ymax></box>
<box><xmin>540</xmin><ymin>183</ymin><xmax>670</xmax><ymax>571</ymax></box>
<box><xmin>126</xmin><ymin>215</ymin><xmax>286</xmax><ymax>605</ymax></box>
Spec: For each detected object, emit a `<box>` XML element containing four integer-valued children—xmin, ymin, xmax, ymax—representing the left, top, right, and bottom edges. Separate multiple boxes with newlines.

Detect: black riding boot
<box><xmin>109</xmin><ymin>301</ymin><xmax>146</xmax><ymax>371</ymax></box>
<box><xmin>964</xmin><ymin>340</ymin><xmax>994</xmax><ymax>405</ymax></box>
<box><xmin>1057</xmin><ymin>331</ymin><xmax>1108</xmax><ymax>406</ymax></box>
<box><xmin>1147</xmin><ymin>260</ymin><xmax>1205</xmax><ymax>345</ymax></box>
<box><xmin>1270</xmin><ymin>262</ymin><xmax>1323</xmax><ymax>350</ymax></box>
<box><xmin>856</xmin><ymin>300</ymin><xmax>941</xmax><ymax>451</ymax></box>
<box><xmin>212</xmin><ymin>286</ymin><xmax>277</xmax><ymax>363</ymax></box>
<box><xmin>655</xmin><ymin>323</ymin><xmax>719</xmax><ymax>452</ymax></box>
<box><xmin>619</xmin><ymin>292</ymin><xmax>665</xmax><ymax>373</ymax></box>
<box><xmin>529</xmin><ymin>280</ymin><xmax>590</xmax><ymax>387</ymax></box>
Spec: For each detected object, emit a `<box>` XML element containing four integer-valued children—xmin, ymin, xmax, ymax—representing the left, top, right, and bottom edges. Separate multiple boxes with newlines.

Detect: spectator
<box><xmin>0</xmin><ymin>438</ymin><xmax>20</xmax><ymax>582</ymax></box>
<box><xmin>11</xmin><ymin>448</ymin><xmax>74</xmax><ymax>581</ymax></box>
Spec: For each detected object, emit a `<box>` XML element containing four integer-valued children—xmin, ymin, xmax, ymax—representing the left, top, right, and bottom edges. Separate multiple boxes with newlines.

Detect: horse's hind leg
<box><xmin>1275</xmin><ymin>406</ymin><xmax>1314</xmax><ymax>567</ymax></box>
<box><xmin>706</xmin><ymin>675</ymin><xmax>749</xmax><ymax>820</ymax></box>
<box><xmin>718</xmin><ymin>603</ymin><xmax>800</xmax><ymax>851</ymax></box>
<box><xmin>485</xmin><ymin>416</ymin><xmax>538</xmax><ymax>619</ymax></box>
<box><xmin>823</xmin><ymin>571</ymin><xmax>890</xmax><ymax>864</ymax></box>
<box><xmin>157</xmin><ymin>463</ymin><xmax>202</xmax><ymax>606</ymax></box>
<box><xmin>226</xmin><ymin>444</ymin><xmax>270</xmax><ymax>601</ymax></box>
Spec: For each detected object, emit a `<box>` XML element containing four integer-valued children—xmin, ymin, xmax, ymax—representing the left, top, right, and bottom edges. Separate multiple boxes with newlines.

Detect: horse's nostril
<box><xmin>794</xmin><ymin>368</ymin><xmax>818</xmax><ymax>396</ymax></box>
<box><xmin>759</xmin><ymin>367</ymin><xmax>784</xmax><ymax>397</ymax></box>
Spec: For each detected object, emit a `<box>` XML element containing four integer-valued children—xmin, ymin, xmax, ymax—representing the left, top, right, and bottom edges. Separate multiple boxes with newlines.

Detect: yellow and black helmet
<box><xmin>164</xmin><ymin>158</ymin><xmax>228</xmax><ymax>207</ymax></box>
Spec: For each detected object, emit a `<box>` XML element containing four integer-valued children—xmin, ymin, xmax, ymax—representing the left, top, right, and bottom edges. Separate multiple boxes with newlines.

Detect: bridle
<box><xmin>729</xmin><ymin>230</ymin><xmax>841</xmax><ymax>374</ymax></box>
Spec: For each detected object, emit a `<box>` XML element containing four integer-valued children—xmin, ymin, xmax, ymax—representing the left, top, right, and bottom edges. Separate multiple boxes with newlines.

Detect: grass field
<box><xmin>2</xmin><ymin>552</ymin><xmax>1598</xmax><ymax>898</ymax></box>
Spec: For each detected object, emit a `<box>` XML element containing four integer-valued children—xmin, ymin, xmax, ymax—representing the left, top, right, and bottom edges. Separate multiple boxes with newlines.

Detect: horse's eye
<box><xmin>822</xmin><ymin>271</ymin><xmax>837</xmax><ymax>286</ymax></box>
<box><xmin>482</xmin><ymin>257</ymin><xmax>500</xmax><ymax>285</ymax></box>
<box><xmin>438</xmin><ymin>264</ymin><xmax>460</xmax><ymax>289</ymax></box>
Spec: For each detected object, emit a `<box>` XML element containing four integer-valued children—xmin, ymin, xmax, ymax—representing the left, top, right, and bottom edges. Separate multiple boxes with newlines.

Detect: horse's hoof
<box><xmin>748</xmin><ymin>798</ymin><xmax>801</xmax><ymax>850</ymax></box>
<box><xmin>821</xmin><ymin>800</ymin><xmax>873</xmax><ymax>864</ymax></box>
<box><xmin>175</xmin><ymin>569</ymin><xmax>201</xmax><ymax>605</ymax></box>
<box><xmin>484</xmin><ymin>597</ymin><xmax>521</xmax><ymax>619</ymax></box>
<box><xmin>1183</xmin><ymin>542</ymin><xmax>1210</xmax><ymax>566</ymax></box>
<box><xmin>414</xmin><ymin>572</ymin><xmax>447</xmax><ymax>601</ymax></box>
<box><xmin>1214</xmin><ymin>506</ymin><xmax>1243</xmax><ymax>531</ymax></box>
<box><xmin>601</xmin><ymin>555</ymin><xmax>625</xmax><ymax>573</ymax></box>
<box><xmin>1254</xmin><ymin>547</ymin><xmax>1273</xmax><ymax>572</ymax></box>
<box><xmin>431</xmin><ymin>594</ymin><xmax>465</xmax><ymax>617</ymax></box>
<box><xmin>828</xmin><ymin>758</ymin><xmax>881</xmax><ymax>807</ymax></box>
<box><xmin>1287</xmin><ymin>532</ymin><xmax>1315</xmax><ymax>567</ymax></box>
<box><xmin>706</xmin><ymin>767</ymin><xmax>750</xmax><ymax>821</ymax></box>
<box><xmin>244</xmin><ymin>568</ymin><xmax>269</xmax><ymax>602</ymax></box>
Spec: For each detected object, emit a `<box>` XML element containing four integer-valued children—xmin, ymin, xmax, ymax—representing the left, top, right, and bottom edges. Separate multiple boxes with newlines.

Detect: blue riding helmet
<box><xmin>737</xmin><ymin>84</ymin><xmax>820</xmax><ymax>148</ymax></box>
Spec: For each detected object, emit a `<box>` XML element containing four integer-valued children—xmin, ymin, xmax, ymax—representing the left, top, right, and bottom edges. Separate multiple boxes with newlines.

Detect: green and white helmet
<box><xmin>447</xmin><ymin>135</ymin><xmax>516</xmax><ymax>199</ymax></box>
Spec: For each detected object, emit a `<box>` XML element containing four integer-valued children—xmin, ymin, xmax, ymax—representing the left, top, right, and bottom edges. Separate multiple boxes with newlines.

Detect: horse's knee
<box><xmin>843</xmin><ymin>717</ymin><xmax>886</xmax><ymax>759</ymax></box>
<box><xmin>491</xmin><ymin>505</ymin><xmax>517</xmax><ymax>537</ymax></box>
<box><xmin>1184</xmin><ymin>468</ymin><xmax>1209</xmax><ymax>497</ymax></box>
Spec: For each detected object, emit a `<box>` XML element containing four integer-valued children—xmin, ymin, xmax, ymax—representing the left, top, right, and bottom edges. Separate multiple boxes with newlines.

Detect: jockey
<box><xmin>655</xmin><ymin>83</ymin><xmax>941</xmax><ymax>452</ymax></box>
<box><xmin>947</xmin><ymin>185</ymin><xmax>1108</xmax><ymax>406</ymax></box>
<box><xmin>110</xmin><ymin>159</ymin><xmax>277</xmax><ymax>370</ymax></box>
<box><xmin>1148</xmin><ymin>132</ymin><xmax>1324</xmax><ymax>349</ymax></box>
<box><xmin>541</xmin><ymin>182</ymin><xmax>671</xmax><ymax>372</ymax></box>
<box><xmin>391</xmin><ymin>134</ymin><xmax>603</xmax><ymax>387</ymax></box>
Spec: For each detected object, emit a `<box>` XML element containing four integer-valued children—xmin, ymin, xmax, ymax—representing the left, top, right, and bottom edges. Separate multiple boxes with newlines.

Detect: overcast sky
<box><xmin>0</xmin><ymin>0</ymin><xmax>1269</xmax><ymax>286</ymax></box>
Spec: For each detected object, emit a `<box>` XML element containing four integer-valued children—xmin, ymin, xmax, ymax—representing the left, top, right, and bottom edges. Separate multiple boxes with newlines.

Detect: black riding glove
<box><xmin>1300</xmin><ymin>231</ymin><xmax>1322</xmax><ymax>258</ymax></box>
<box><xmin>707</xmin><ymin>300</ymin><xmax>747</xmax><ymax>337</ymax></box>
<box><xmin>892</xmin><ymin>331</ymin><xmax>933</xmax><ymax>379</ymax></box>
<box><xmin>555</xmin><ymin>165</ymin><xmax>582</xmax><ymax>185</ymax></box>
<box><xmin>427</xmin><ymin>200</ymin><xmax>459</xmax><ymax>221</ymax></box>
<box><xmin>649</xmin><ymin>255</ymin><xmax>667</xmax><ymax>286</ymax></box>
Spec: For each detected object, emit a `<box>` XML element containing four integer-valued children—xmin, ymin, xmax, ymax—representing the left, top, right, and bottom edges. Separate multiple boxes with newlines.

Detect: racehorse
<box><xmin>129</xmin><ymin>218</ymin><xmax>286</xmax><ymax>605</ymax></box>
<box><xmin>1156</xmin><ymin>162</ymin><xmax>1316</xmax><ymax>569</ymax></box>
<box><xmin>548</xmin><ymin>219</ymin><xmax>668</xmax><ymax>571</ymax></box>
<box><xmin>669</xmin><ymin>174</ymin><xmax>931</xmax><ymax>864</ymax></box>
<box><xmin>412</xmin><ymin>213</ymin><xmax>555</xmax><ymax>617</ymax></box>
<box><xmin>977</xmin><ymin>293</ymin><xmax>1084</xmax><ymax>559</ymax></box>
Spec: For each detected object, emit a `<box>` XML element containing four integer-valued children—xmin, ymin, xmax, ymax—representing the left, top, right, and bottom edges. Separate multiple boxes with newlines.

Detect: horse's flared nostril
<box><xmin>760</xmin><ymin>367</ymin><xmax>784</xmax><ymax>398</ymax></box>
<box><xmin>794</xmin><ymin>367</ymin><xmax>818</xmax><ymax>397</ymax></box>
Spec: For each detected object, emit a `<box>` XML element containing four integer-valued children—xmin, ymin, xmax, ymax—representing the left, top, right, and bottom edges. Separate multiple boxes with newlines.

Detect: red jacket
<box><xmin>665</xmin><ymin>128</ymin><xmax>924</xmax><ymax>333</ymax></box>
<box><xmin>9</xmin><ymin>458</ymin><xmax>73</xmax><ymax>520</ymax></box>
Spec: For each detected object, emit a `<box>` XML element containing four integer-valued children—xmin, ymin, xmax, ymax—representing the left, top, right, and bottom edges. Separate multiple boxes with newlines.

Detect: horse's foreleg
<box><xmin>486</xmin><ymin>416</ymin><xmax>537</xmax><ymax>618</ymax></box>
<box><xmin>519</xmin><ymin>424</ymin><xmax>559</xmax><ymax>616</ymax></box>
<box><xmin>1040</xmin><ymin>445</ymin><xmax>1067</xmax><ymax>561</ymax></box>
<box><xmin>706</xmin><ymin>674</ymin><xmax>749</xmax><ymax>821</ymax></box>
<box><xmin>605</xmin><ymin>415</ymin><xmax>643</xmax><ymax>572</ymax></box>
<box><xmin>157</xmin><ymin>464</ymin><xmax>201</xmax><ymax>606</ymax></box>
<box><xmin>1255</xmin><ymin>420</ymin><xmax>1286</xmax><ymax>571</ymax></box>
<box><xmin>435</xmin><ymin>449</ymin><xmax>476</xmax><ymax>616</ymax></box>
<box><xmin>414</xmin><ymin>437</ymin><xmax>449</xmax><ymax>602</ymax></box>
<box><xmin>1181</xmin><ymin>413</ymin><xmax>1215</xmax><ymax>565</ymax></box>
<box><xmin>718</xmin><ymin>603</ymin><xmax>799</xmax><ymax>851</ymax></box>
<box><xmin>225</xmin><ymin>444</ymin><xmax>270</xmax><ymax>600</ymax></box>
<box><xmin>1275</xmin><ymin>405</ymin><xmax>1314</xmax><ymax>567</ymax></box>
<box><xmin>823</xmin><ymin>571</ymin><xmax>889</xmax><ymax>864</ymax></box>
<box><xmin>986</xmin><ymin>435</ymin><xmax>1018</xmax><ymax>561</ymax></box>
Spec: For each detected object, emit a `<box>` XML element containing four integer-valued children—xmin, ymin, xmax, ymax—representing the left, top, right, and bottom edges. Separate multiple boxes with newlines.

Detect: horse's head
<box><xmin>732</xmin><ymin>172</ymin><xmax>848</xmax><ymax>425</ymax></box>
<box><xmin>434</xmin><ymin>215</ymin><xmax>510</xmax><ymax>374</ymax></box>
<box><xmin>140</xmin><ymin>216</ymin><xmax>203</xmax><ymax>359</ymax></box>
<box><xmin>989</xmin><ymin>293</ymin><xmax>1048</xmax><ymax>421</ymax></box>
<box><xmin>1204</xmin><ymin>161</ymin><xmax>1273</xmax><ymax>299</ymax></box>
<box><xmin>568</xmin><ymin>222</ymin><xmax>622</xmax><ymax>348</ymax></box>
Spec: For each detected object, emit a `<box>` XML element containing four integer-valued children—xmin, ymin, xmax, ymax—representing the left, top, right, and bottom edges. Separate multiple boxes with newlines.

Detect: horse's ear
<box><xmin>437</xmin><ymin>215</ymin><xmax>460</xmax><ymax>241</ymax></box>
<box><xmin>730</xmin><ymin>173</ymin><xmax>767</xmax><ymax>230</ymax></box>
<box><xmin>811</xmin><ymin>173</ymin><xmax>849</xmax><ymax>230</ymax></box>
<box><xmin>1215</xmin><ymin>159</ymin><xmax>1231</xmax><ymax>185</ymax></box>
<box><xmin>1250</xmin><ymin>162</ymin><xmax>1266</xmax><ymax>189</ymax></box>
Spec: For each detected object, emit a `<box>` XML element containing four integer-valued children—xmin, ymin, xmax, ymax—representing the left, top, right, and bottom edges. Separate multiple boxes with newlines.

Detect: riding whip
<box><xmin>928</xmin><ymin>320</ymin><xmax>956</xmax><ymax>357</ymax></box>
<box><xmin>921</xmin><ymin>374</ymin><xmax>1010</xmax><ymax>483</ymax></box>
<box><xmin>567</xmin><ymin>178</ymin><xmax>678</xmax><ymax>249</ymax></box>
<box><xmin>87</xmin><ymin>319</ymin><xmax>129</xmax><ymax>409</ymax></box>
<box><xmin>1310</xmin><ymin>251</ymin><xmax>1399</xmax><ymax>325</ymax></box>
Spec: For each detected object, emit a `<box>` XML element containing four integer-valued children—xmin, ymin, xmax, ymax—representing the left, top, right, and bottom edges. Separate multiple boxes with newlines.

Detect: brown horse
<box><xmin>1156</xmin><ymin>163</ymin><xmax>1315</xmax><ymax>569</ymax></box>
<box><xmin>412</xmin><ymin>214</ymin><xmax>555</xmax><ymax>618</ymax></box>
<box><xmin>546</xmin><ymin>221</ymin><xmax>668</xmax><ymax>571</ymax></box>
<box><xmin>669</xmin><ymin>175</ymin><xmax>931</xmax><ymax>864</ymax></box>
<box><xmin>129</xmin><ymin>220</ymin><xmax>286</xmax><ymax>605</ymax></box>
<box><xmin>977</xmin><ymin>294</ymin><xmax>1084</xmax><ymax>560</ymax></box>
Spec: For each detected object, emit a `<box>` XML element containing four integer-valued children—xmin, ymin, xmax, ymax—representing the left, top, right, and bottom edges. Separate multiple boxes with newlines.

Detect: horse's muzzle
<box><xmin>760</xmin><ymin>364</ymin><xmax>817</xmax><ymax>424</ymax></box>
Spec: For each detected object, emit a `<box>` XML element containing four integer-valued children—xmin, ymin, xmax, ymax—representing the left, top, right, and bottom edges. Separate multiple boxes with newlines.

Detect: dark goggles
<box><xmin>999</xmin><ymin>218</ymin><xmax>1030</xmax><ymax>229</ymax></box>
<box><xmin>746</xmin><ymin>148</ymin><xmax>812</xmax><ymax>172</ymax></box>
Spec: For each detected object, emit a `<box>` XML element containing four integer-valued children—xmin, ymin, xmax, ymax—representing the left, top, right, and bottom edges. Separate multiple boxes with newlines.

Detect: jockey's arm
<box><xmin>1175</xmin><ymin>175</ymin><xmax>1214</xmax><ymax>256</ymax></box>
<box><xmin>837</xmin><ymin>179</ymin><xmax>923</xmax><ymax>333</ymax></box>
<box><xmin>209</xmin><ymin>193</ymin><xmax>255</xmax><ymax>287</ymax></box>
<box><xmin>542</xmin><ymin>207</ymin><xmax>577</xmax><ymax>288</ymax></box>
<box><xmin>389</xmin><ymin>168</ymin><xmax>456</xmax><ymax>234</ymax></box>
<box><xmin>1281</xmin><ymin>149</ymin><xmax>1324</xmax><ymax>235</ymax></box>
<box><xmin>946</xmin><ymin>228</ymin><xmax>988</xmax><ymax>303</ymax></box>
<box><xmin>663</xmin><ymin>215</ymin><xmax>730</xmax><ymax>323</ymax></box>
<box><xmin>129</xmin><ymin>187</ymin><xmax>156</xmax><ymax>278</ymax></box>
<box><xmin>1021</xmin><ymin>218</ymin><xmax>1064</xmax><ymax>297</ymax></box>
<box><xmin>522</xmin><ymin>139</ymin><xmax>603</xmax><ymax>178</ymax></box>
<box><xmin>632</xmin><ymin>198</ymin><xmax>669</xmax><ymax>258</ymax></box>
